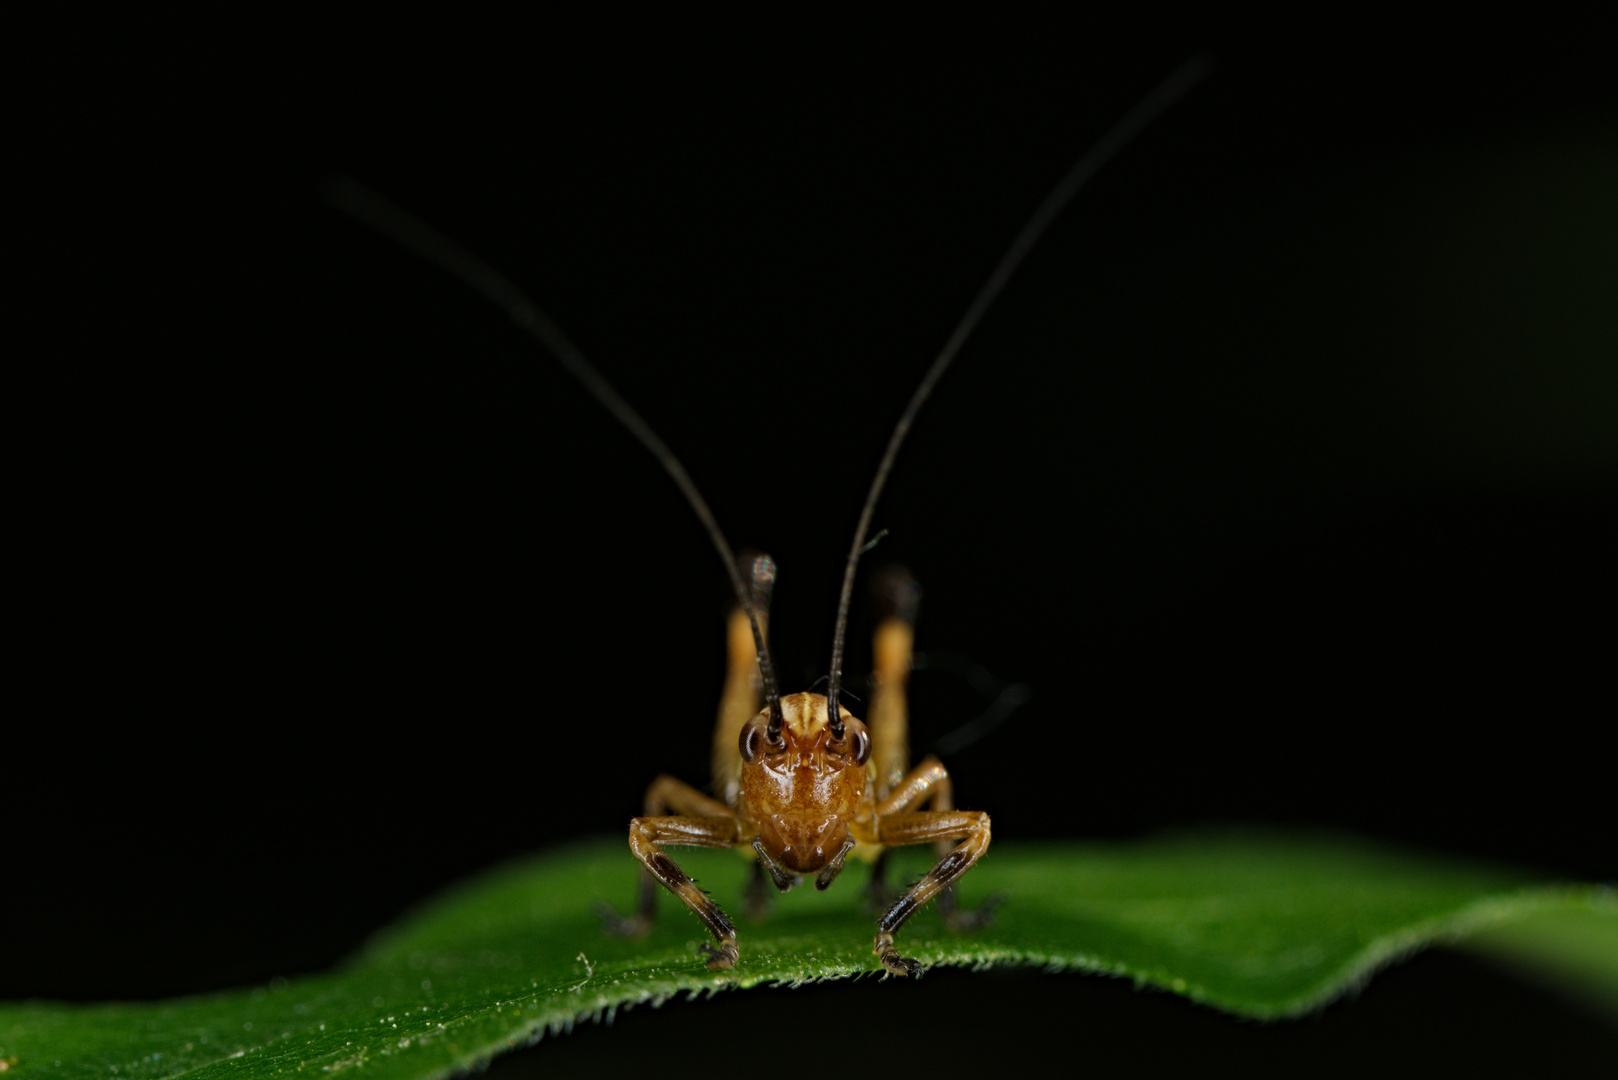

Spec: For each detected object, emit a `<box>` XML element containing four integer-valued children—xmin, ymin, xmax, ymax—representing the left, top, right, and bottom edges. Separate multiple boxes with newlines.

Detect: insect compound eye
<box><xmin>739</xmin><ymin>722</ymin><xmax>768</xmax><ymax>764</ymax></box>
<box><xmin>847</xmin><ymin>726</ymin><xmax>871</xmax><ymax>767</ymax></box>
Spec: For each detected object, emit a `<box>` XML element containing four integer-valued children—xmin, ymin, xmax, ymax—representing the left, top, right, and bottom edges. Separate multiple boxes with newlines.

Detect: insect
<box><xmin>330</xmin><ymin>57</ymin><xmax>1208</xmax><ymax>976</ymax></box>
<box><xmin>594</xmin><ymin>554</ymin><xmax>994</xmax><ymax>976</ymax></box>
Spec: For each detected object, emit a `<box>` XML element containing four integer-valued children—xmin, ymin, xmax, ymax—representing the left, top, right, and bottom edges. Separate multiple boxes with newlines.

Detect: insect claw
<box><xmin>873</xmin><ymin>931</ymin><xmax>923</xmax><ymax>977</ymax></box>
<box><xmin>881</xmin><ymin>954</ymin><xmax>923</xmax><ymax>978</ymax></box>
<box><xmin>697</xmin><ymin>939</ymin><xmax>740</xmax><ymax>971</ymax></box>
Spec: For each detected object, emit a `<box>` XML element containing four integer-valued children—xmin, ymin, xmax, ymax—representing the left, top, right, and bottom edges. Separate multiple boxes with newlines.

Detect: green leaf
<box><xmin>3</xmin><ymin>833</ymin><xmax>1611</xmax><ymax>1080</ymax></box>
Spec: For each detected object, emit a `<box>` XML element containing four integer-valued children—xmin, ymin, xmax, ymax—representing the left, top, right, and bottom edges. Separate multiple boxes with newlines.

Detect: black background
<box><xmin>11</xmin><ymin>12</ymin><xmax>1616</xmax><ymax>1074</ymax></box>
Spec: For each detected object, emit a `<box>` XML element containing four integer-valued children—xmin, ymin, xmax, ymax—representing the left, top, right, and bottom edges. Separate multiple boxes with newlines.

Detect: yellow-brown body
<box><xmin>604</xmin><ymin>576</ymin><xmax>993</xmax><ymax>976</ymax></box>
<box><xmin>739</xmin><ymin>694</ymin><xmax>871</xmax><ymax>875</ymax></box>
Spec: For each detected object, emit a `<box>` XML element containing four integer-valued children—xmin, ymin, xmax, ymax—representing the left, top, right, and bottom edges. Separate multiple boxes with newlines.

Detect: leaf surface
<box><xmin>3</xmin><ymin>833</ymin><xmax>1612</xmax><ymax>1080</ymax></box>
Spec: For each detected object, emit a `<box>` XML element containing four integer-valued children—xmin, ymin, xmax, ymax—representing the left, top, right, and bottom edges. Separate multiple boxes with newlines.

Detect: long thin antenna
<box><xmin>325</xmin><ymin>177</ymin><xmax>786</xmax><ymax>730</ymax></box>
<box><xmin>824</xmin><ymin>56</ymin><xmax>1214</xmax><ymax>732</ymax></box>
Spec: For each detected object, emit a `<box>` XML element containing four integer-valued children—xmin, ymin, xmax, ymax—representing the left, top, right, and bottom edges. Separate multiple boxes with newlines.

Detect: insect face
<box><xmin>739</xmin><ymin>693</ymin><xmax>871</xmax><ymax>876</ymax></box>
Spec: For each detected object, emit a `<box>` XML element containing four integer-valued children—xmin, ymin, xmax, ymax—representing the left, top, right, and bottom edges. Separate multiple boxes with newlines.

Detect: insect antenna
<box><xmin>324</xmin><ymin>177</ymin><xmax>786</xmax><ymax>729</ymax></box>
<box><xmin>823</xmin><ymin>55</ymin><xmax>1215</xmax><ymax>735</ymax></box>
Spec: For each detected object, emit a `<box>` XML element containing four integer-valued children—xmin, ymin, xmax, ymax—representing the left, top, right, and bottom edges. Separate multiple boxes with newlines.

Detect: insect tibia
<box><xmin>868</xmin><ymin>568</ymin><xmax>918</xmax><ymax>796</ymax></box>
<box><xmin>714</xmin><ymin>551</ymin><xmax>778</xmax><ymax>801</ymax></box>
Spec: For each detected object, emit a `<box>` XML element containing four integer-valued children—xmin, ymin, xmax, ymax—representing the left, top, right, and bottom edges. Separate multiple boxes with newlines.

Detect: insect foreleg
<box><xmin>870</xmin><ymin>807</ymin><xmax>992</xmax><ymax>976</ymax></box>
<box><xmin>599</xmin><ymin>776</ymin><xmax>745</xmax><ymax>966</ymax></box>
<box><xmin>872</xmin><ymin>755</ymin><xmax>1001</xmax><ymax>929</ymax></box>
<box><xmin>860</xmin><ymin>757</ymin><xmax>944</xmax><ymax>919</ymax></box>
<box><xmin>874</xmin><ymin>756</ymin><xmax>952</xmax><ymax>816</ymax></box>
<box><xmin>643</xmin><ymin>774</ymin><xmax>734</xmax><ymax>819</ymax></box>
<box><xmin>866</xmin><ymin>756</ymin><xmax>953</xmax><ymax>910</ymax></box>
<box><xmin>620</xmin><ymin>813</ymin><xmax>745</xmax><ymax>969</ymax></box>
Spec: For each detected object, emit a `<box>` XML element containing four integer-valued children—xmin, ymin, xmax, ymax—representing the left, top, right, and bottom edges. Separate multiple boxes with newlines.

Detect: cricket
<box><xmin>329</xmin><ymin>57</ymin><xmax>1208</xmax><ymax>977</ymax></box>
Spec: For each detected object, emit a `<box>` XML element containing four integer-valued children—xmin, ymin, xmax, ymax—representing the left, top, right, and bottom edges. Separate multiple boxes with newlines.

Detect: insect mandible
<box><xmin>330</xmin><ymin>57</ymin><xmax>1209</xmax><ymax>976</ymax></box>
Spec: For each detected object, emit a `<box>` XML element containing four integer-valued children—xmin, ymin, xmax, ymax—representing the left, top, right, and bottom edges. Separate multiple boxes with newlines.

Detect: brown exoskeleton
<box><xmin>329</xmin><ymin>56</ymin><xmax>1207</xmax><ymax>978</ymax></box>
<box><xmin>600</xmin><ymin>559</ymin><xmax>993</xmax><ymax>976</ymax></box>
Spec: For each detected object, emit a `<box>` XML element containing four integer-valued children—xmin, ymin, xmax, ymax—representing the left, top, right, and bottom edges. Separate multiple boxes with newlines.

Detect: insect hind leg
<box><xmin>711</xmin><ymin>552</ymin><xmax>775</xmax><ymax>807</ymax></box>
<box><xmin>867</xmin><ymin>566</ymin><xmax>919</xmax><ymax>799</ymax></box>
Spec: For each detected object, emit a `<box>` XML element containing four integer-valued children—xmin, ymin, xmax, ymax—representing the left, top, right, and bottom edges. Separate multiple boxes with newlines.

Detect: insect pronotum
<box><xmin>330</xmin><ymin>57</ymin><xmax>1210</xmax><ymax>976</ymax></box>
